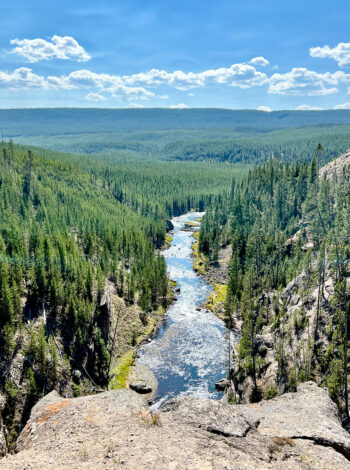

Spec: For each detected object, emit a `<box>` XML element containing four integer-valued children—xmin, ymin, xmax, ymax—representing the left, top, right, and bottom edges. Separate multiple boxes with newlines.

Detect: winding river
<box><xmin>138</xmin><ymin>212</ymin><xmax>235</xmax><ymax>407</ymax></box>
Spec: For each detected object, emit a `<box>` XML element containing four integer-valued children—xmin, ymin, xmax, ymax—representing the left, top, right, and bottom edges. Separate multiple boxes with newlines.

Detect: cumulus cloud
<box><xmin>47</xmin><ymin>69</ymin><xmax>155</xmax><ymax>99</ymax></box>
<box><xmin>310</xmin><ymin>42</ymin><xmax>350</xmax><ymax>67</ymax></box>
<box><xmin>0</xmin><ymin>67</ymin><xmax>48</xmax><ymax>89</ymax></box>
<box><xmin>9</xmin><ymin>35</ymin><xmax>91</xmax><ymax>63</ymax></box>
<box><xmin>85</xmin><ymin>92</ymin><xmax>105</xmax><ymax>102</ymax></box>
<box><xmin>4</xmin><ymin>57</ymin><xmax>350</xmax><ymax>102</ymax></box>
<box><xmin>268</xmin><ymin>68</ymin><xmax>350</xmax><ymax>95</ymax></box>
<box><xmin>295</xmin><ymin>104</ymin><xmax>324</xmax><ymax>110</ymax></box>
<box><xmin>250</xmin><ymin>57</ymin><xmax>269</xmax><ymax>67</ymax></box>
<box><xmin>205</xmin><ymin>63</ymin><xmax>268</xmax><ymax>88</ymax></box>
<box><xmin>169</xmin><ymin>103</ymin><xmax>189</xmax><ymax>109</ymax></box>
<box><xmin>0</xmin><ymin>66</ymin><xmax>155</xmax><ymax>100</ymax></box>
<box><xmin>36</xmin><ymin>63</ymin><xmax>268</xmax><ymax>98</ymax></box>
<box><xmin>122</xmin><ymin>63</ymin><xmax>268</xmax><ymax>90</ymax></box>
<box><xmin>124</xmin><ymin>69</ymin><xmax>203</xmax><ymax>90</ymax></box>
<box><xmin>334</xmin><ymin>102</ymin><xmax>350</xmax><ymax>109</ymax></box>
<box><xmin>257</xmin><ymin>106</ymin><xmax>272</xmax><ymax>112</ymax></box>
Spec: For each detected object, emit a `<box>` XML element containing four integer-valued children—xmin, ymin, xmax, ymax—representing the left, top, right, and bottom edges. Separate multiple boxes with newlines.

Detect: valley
<box><xmin>0</xmin><ymin>108</ymin><xmax>350</xmax><ymax>469</ymax></box>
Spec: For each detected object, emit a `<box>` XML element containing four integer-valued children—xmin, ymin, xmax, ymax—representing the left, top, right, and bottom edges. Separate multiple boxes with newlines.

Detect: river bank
<box><xmin>190</xmin><ymin>225</ymin><xmax>244</xmax><ymax>336</ymax></box>
<box><xmin>136</xmin><ymin>212</ymin><xmax>233</xmax><ymax>407</ymax></box>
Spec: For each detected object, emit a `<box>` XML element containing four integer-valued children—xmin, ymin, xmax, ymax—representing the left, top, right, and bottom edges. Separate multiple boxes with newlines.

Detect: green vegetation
<box><xmin>199</xmin><ymin>149</ymin><xmax>350</xmax><ymax>411</ymax></box>
<box><xmin>192</xmin><ymin>231</ymin><xmax>208</xmax><ymax>275</ymax></box>
<box><xmin>109</xmin><ymin>350</ymin><xmax>135</xmax><ymax>390</ymax></box>
<box><xmin>4</xmin><ymin>109</ymin><xmax>350</xmax><ymax>167</ymax></box>
<box><xmin>205</xmin><ymin>284</ymin><xmax>227</xmax><ymax>320</ymax></box>
<box><xmin>0</xmin><ymin>141</ymin><xmax>173</xmax><ymax>434</ymax></box>
<box><xmin>0</xmin><ymin>137</ymin><xmax>246</xmax><ymax>444</ymax></box>
<box><xmin>2</xmin><ymin>107</ymin><xmax>350</xmax><ymax>439</ymax></box>
<box><xmin>164</xmin><ymin>234</ymin><xmax>173</xmax><ymax>248</ymax></box>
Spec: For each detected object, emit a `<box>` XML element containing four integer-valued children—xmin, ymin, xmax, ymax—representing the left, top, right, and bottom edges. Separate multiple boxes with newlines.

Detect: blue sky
<box><xmin>1</xmin><ymin>0</ymin><xmax>350</xmax><ymax>109</ymax></box>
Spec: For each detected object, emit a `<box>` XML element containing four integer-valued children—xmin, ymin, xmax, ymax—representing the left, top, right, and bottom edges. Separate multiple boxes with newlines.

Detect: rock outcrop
<box><xmin>319</xmin><ymin>149</ymin><xmax>350</xmax><ymax>180</ymax></box>
<box><xmin>230</xmin><ymin>261</ymin><xmax>339</xmax><ymax>402</ymax></box>
<box><xmin>1</xmin><ymin>382</ymin><xmax>350</xmax><ymax>469</ymax></box>
<box><xmin>240</xmin><ymin>382</ymin><xmax>350</xmax><ymax>460</ymax></box>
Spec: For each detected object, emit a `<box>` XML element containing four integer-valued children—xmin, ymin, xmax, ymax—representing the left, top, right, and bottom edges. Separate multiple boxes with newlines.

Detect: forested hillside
<box><xmin>0</xmin><ymin>140</ymin><xmax>246</xmax><ymax>449</ymax></box>
<box><xmin>1</xmin><ymin>108</ymin><xmax>350</xmax><ymax>452</ymax></box>
<box><xmin>199</xmin><ymin>149</ymin><xmax>350</xmax><ymax>411</ymax></box>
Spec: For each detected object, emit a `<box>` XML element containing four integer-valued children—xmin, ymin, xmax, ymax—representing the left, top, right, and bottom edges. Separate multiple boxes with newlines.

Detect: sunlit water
<box><xmin>138</xmin><ymin>212</ymin><xmax>236</xmax><ymax>408</ymax></box>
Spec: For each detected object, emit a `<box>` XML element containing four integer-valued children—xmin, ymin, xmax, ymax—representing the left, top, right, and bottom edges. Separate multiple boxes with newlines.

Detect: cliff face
<box><xmin>1</xmin><ymin>382</ymin><xmax>350</xmax><ymax>469</ymax></box>
<box><xmin>231</xmin><ymin>267</ymin><xmax>339</xmax><ymax>403</ymax></box>
<box><xmin>0</xmin><ymin>278</ymin><xmax>165</xmax><ymax>452</ymax></box>
<box><xmin>319</xmin><ymin>149</ymin><xmax>350</xmax><ymax>180</ymax></box>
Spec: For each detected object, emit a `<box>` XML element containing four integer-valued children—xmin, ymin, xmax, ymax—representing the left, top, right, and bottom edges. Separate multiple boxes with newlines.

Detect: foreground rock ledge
<box><xmin>1</xmin><ymin>382</ymin><xmax>350</xmax><ymax>469</ymax></box>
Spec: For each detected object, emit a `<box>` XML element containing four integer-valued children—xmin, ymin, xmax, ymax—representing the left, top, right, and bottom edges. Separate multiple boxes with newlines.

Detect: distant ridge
<box><xmin>1</xmin><ymin>108</ymin><xmax>350</xmax><ymax>137</ymax></box>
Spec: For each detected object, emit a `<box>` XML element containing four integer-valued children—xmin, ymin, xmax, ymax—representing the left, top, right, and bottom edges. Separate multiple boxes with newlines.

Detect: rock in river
<box><xmin>215</xmin><ymin>378</ymin><xmax>229</xmax><ymax>391</ymax></box>
<box><xmin>129</xmin><ymin>381</ymin><xmax>153</xmax><ymax>394</ymax></box>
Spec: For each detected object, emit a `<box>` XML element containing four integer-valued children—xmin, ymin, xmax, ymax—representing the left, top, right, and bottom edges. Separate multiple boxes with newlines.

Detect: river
<box><xmin>138</xmin><ymin>212</ymin><xmax>235</xmax><ymax>408</ymax></box>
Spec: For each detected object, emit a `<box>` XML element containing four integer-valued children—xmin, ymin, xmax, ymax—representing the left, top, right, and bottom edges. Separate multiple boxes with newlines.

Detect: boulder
<box><xmin>215</xmin><ymin>378</ymin><xmax>229</xmax><ymax>391</ymax></box>
<box><xmin>127</xmin><ymin>362</ymin><xmax>157</xmax><ymax>397</ymax></box>
<box><xmin>129</xmin><ymin>381</ymin><xmax>153</xmax><ymax>394</ymax></box>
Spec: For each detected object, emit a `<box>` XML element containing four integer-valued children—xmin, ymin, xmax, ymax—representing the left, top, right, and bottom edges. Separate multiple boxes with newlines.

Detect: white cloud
<box><xmin>0</xmin><ymin>67</ymin><xmax>48</xmax><ymax>89</ymax></box>
<box><xmin>250</xmin><ymin>56</ymin><xmax>269</xmax><ymax>67</ymax></box>
<box><xmin>4</xmin><ymin>55</ymin><xmax>350</xmax><ymax>102</ymax></box>
<box><xmin>122</xmin><ymin>68</ymin><xmax>203</xmax><ymax>90</ymax></box>
<box><xmin>85</xmin><ymin>92</ymin><xmax>105</xmax><ymax>102</ymax></box>
<box><xmin>42</xmin><ymin>63</ymin><xmax>268</xmax><ymax>98</ymax></box>
<box><xmin>122</xmin><ymin>63</ymin><xmax>268</xmax><ymax>90</ymax></box>
<box><xmin>334</xmin><ymin>102</ymin><xmax>350</xmax><ymax>109</ymax></box>
<box><xmin>9</xmin><ymin>35</ymin><xmax>90</xmax><ymax>63</ymax></box>
<box><xmin>268</xmin><ymin>68</ymin><xmax>350</xmax><ymax>95</ymax></box>
<box><xmin>257</xmin><ymin>106</ymin><xmax>272</xmax><ymax>112</ymax></box>
<box><xmin>310</xmin><ymin>42</ymin><xmax>350</xmax><ymax>67</ymax></box>
<box><xmin>169</xmin><ymin>103</ymin><xmax>189</xmax><ymax>109</ymax></box>
<box><xmin>129</xmin><ymin>102</ymin><xmax>145</xmax><ymax>108</ymax></box>
<box><xmin>295</xmin><ymin>104</ymin><xmax>324</xmax><ymax>110</ymax></box>
<box><xmin>48</xmin><ymin>69</ymin><xmax>155</xmax><ymax>99</ymax></box>
<box><xmin>200</xmin><ymin>64</ymin><xmax>268</xmax><ymax>88</ymax></box>
<box><xmin>0</xmin><ymin>66</ymin><xmax>155</xmax><ymax>99</ymax></box>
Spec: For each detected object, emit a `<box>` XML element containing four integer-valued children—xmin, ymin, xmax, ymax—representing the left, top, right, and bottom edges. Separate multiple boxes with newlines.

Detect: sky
<box><xmin>1</xmin><ymin>0</ymin><xmax>350</xmax><ymax>110</ymax></box>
